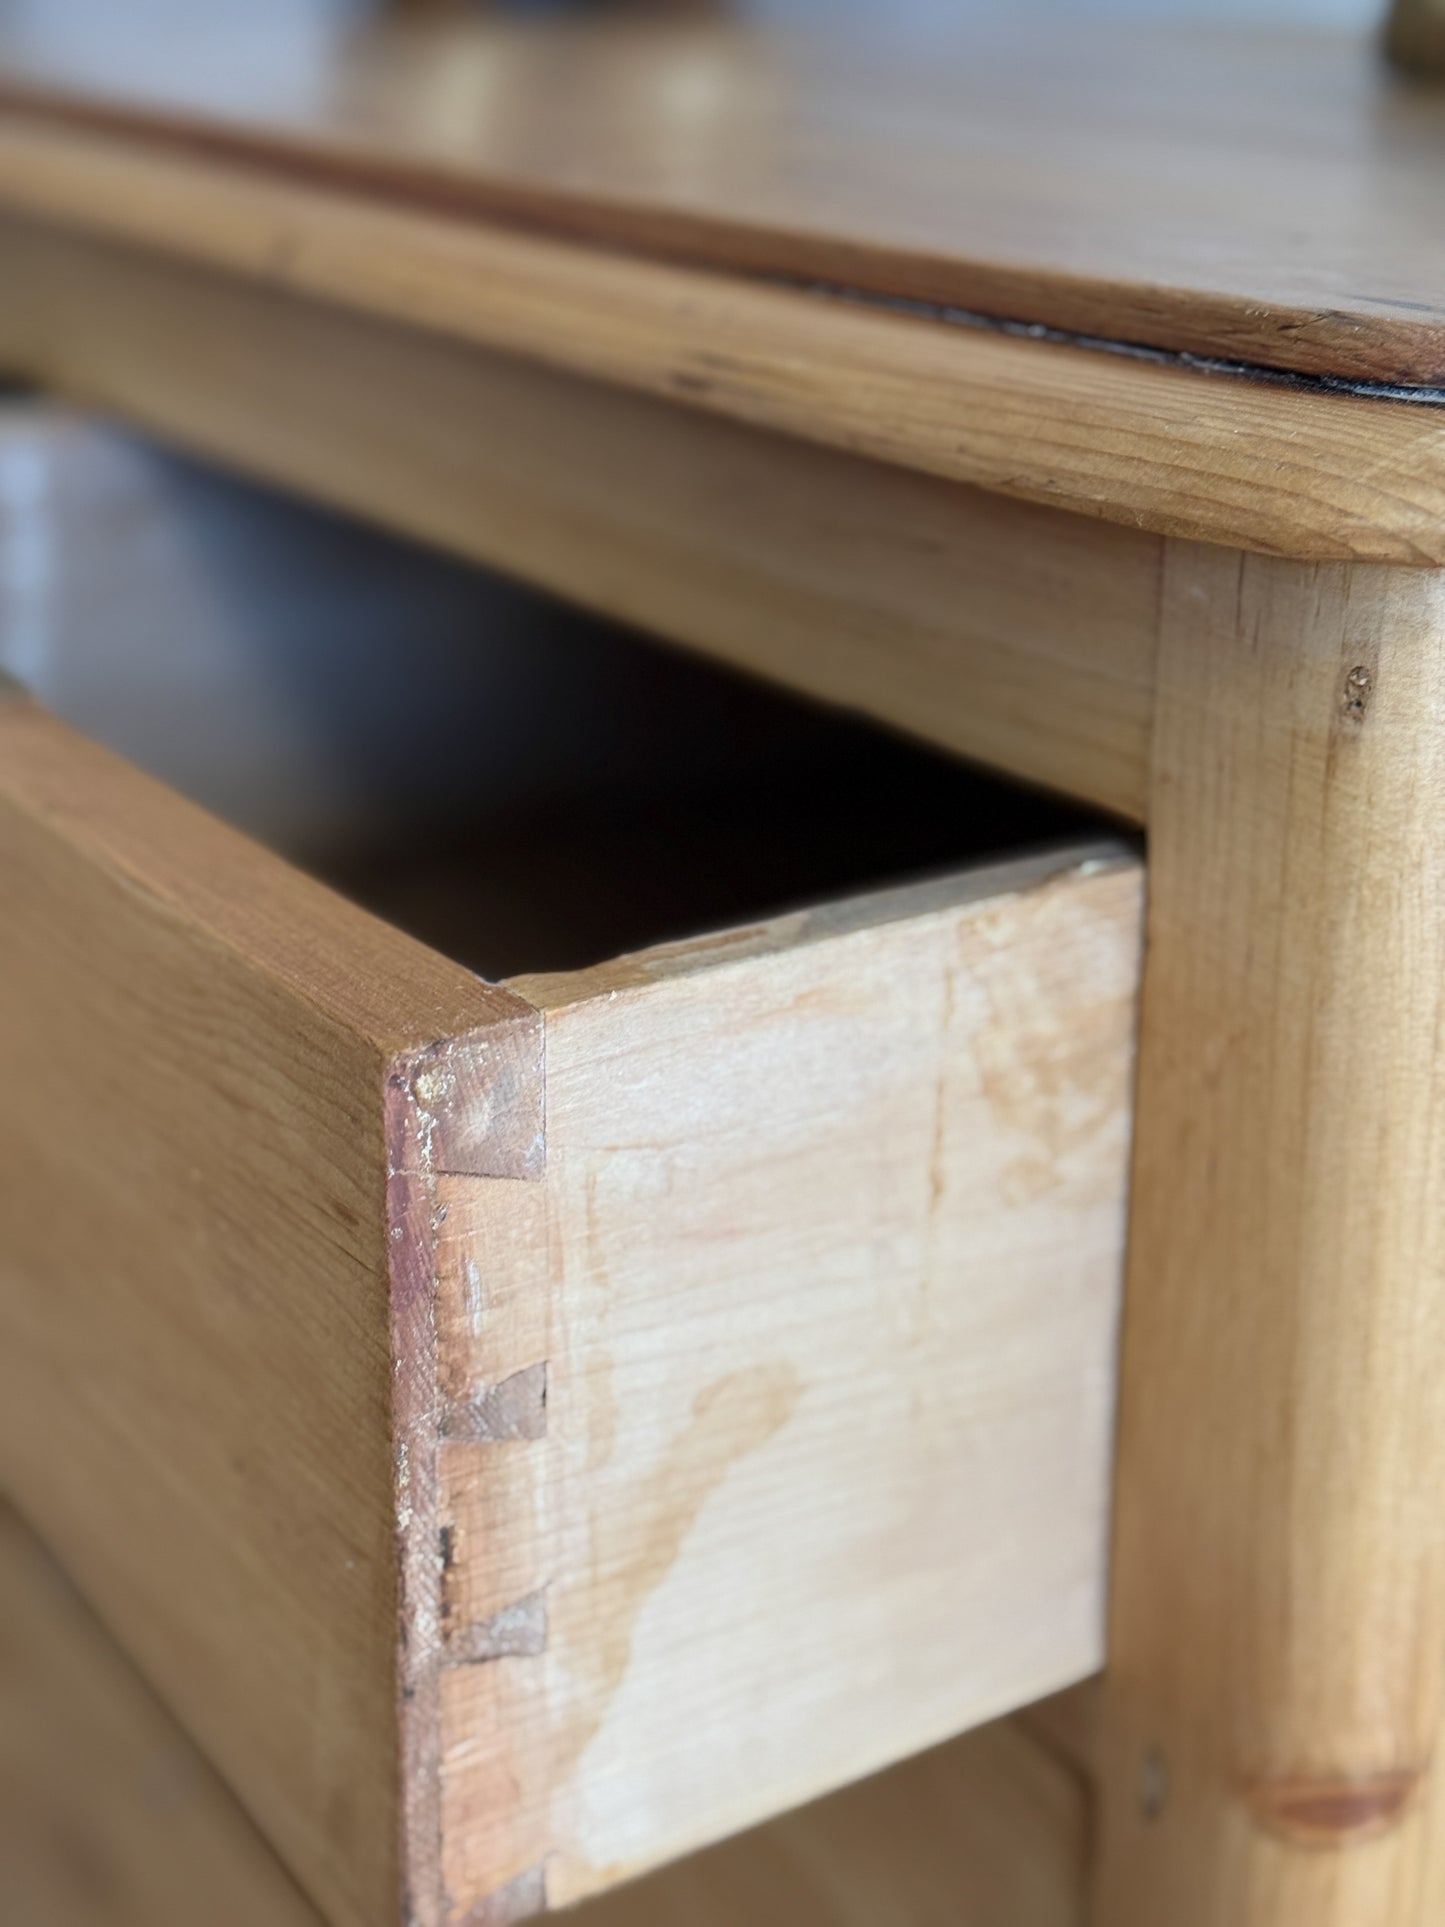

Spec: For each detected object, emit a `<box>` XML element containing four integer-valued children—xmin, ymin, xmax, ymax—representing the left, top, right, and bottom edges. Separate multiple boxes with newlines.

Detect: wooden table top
<box><xmin>3</xmin><ymin>9</ymin><xmax>1445</xmax><ymax>577</ymax></box>
<box><xmin>1</xmin><ymin>9</ymin><xmax>1444</xmax><ymax>391</ymax></box>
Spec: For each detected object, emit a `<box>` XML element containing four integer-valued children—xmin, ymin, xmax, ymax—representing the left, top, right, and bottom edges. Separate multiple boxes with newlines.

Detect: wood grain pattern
<box><xmin>0</xmin><ymin>1502</ymin><xmax>325</xmax><ymax>1927</ymax></box>
<box><xmin>1099</xmin><ymin>549</ymin><xmax>1445</xmax><ymax>1924</ymax></box>
<box><xmin>0</xmin><ymin>687</ymin><xmax>1140</xmax><ymax>1922</ymax></box>
<box><xmin>2</xmin><ymin>128</ymin><xmax>1445</xmax><ymax>568</ymax></box>
<box><xmin>0</xmin><ymin>215</ymin><xmax>1161</xmax><ymax>818</ymax></box>
<box><xmin>424</xmin><ymin>849</ymin><xmax>1139</xmax><ymax>1918</ymax></box>
<box><xmin>0</xmin><ymin>14</ymin><xmax>1441</xmax><ymax>384</ymax></box>
<box><xmin>575</xmin><ymin>1715</ymin><xmax>1088</xmax><ymax>1927</ymax></box>
<box><xmin>0</xmin><ymin>1490</ymin><xmax>1084</xmax><ymax>1927</ymax></box>
<box><xmin>0</xmin><ymin>399</ymin><xmax>824</xmax><ymax>864</ymax></box>
<box><xmin>0</xmin><ymin>695</ymin><xmax>527</xmax><ymax>1927</ymax></box>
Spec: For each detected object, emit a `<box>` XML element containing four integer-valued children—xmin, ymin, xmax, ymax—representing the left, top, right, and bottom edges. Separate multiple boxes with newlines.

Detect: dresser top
<box><xmin>1</xmin><ymin>9</ymin><xmax>1443</xmax><ymax>391</ymax></box>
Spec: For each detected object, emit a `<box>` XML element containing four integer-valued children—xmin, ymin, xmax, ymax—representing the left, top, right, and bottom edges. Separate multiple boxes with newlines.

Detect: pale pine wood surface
<box><xmin>3</xmin><ymin>128</ymin><xmax>1445</xmax><ymax>569</ymax></box>
<box><xmin>401</xmin><ymin>849</ymin><xmax>1140</xmax><ymax>1918</ymax></box>
<box><xmin>0</xmin><ymin>686</ymin><xmax>1140</xmax><ymax>1924</ymax></box>
<box><xmin>1098</xmin><ymin>550</ymin><xmax>1445</xmax><ymax>1924</ymax></box>
<box><xmin>0</xmin><ymin>219</ymin><xmax>1161</xmax><ymax>819</ymax></box>
<box><xmin>0</xmin><ymin>14</ymin><xmax>1442</xmax><ymax>384</ymax></box>
<box><xmin>0</xmin><ymin>1493</ymin><xmax>1084</xmax><ymax>1927</ymax></box>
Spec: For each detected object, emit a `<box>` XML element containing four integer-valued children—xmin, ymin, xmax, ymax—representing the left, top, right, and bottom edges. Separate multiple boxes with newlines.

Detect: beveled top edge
<box><xmin>1</xmin><ymin>14</ymin><xmax>1444</xmax><ymax>388</ymax></box>
<box><xmin>2</xmin><ymin>112</ymin><xmax>1445</xmax><ymax>567</ymax></box>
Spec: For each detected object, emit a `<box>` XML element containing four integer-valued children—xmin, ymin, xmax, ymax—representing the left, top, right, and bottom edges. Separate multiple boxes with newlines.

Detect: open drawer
<box><xmin>0</xmin><ymin>1493</ymin><xmax>1089</xmax><ymax>1927</ymax></box>
<box><xmin>0</xmin><ymin>674</ymin><xmax>1139</xmax><ymax>1926</ymax></box>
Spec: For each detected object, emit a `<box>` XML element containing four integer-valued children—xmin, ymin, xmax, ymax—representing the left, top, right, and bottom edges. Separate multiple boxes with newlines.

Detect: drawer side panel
<box><xmin>0</xmin><ymin>695</ymin><xmax>530</xmax><ymax>1927</ymax></box>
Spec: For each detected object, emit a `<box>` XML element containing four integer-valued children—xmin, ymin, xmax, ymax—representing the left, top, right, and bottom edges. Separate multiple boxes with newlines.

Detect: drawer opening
<box><xmin>2</xmin><ymin>416</ymin><xmax>1124</xmax><ymax>978</ymax></box>
<box><xmin>1</xmin><ymin>411</ymin><xmax>1141</xmax><ymax>1924</ymax></box>
<box><xmin>316</xmin><ymin>709</ymin><xmax>1117</xmax><ymax>981</ymax></box>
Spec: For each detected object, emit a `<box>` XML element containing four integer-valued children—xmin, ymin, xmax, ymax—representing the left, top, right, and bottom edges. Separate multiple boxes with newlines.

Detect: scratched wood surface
<box><xmin>0</xmin><ymin>12</ymin><xmax>1442</xmax><ymax>385</ymax></box>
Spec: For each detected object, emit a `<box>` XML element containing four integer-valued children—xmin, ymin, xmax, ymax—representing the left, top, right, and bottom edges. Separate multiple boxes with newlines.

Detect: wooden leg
<box><xmin>1098</xmin><ymin>545</ymin><xmax>1445</xmax><ymax>1923</ymax></box>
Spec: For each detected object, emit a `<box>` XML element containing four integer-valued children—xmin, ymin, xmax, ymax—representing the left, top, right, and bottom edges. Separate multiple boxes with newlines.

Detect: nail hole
<box><xmin>1342</xmin><ymin>663</ymin><xmax>1373</xmax><ymax>721</ymax></box>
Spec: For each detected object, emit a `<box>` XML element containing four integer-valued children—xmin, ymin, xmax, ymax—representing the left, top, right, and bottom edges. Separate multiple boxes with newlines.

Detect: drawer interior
<box><xmin>0</xmin><ymin>413</ymin><xmax>1139</xmax><ymax>1927</ymax></box>
<box><xmin>0</xmin><ymin>410</ymin><xmax>1114</xmax><ymax>975</ymax></box>
<box><xmin>319</xmin><ymin>729</ymin><xmax>1103</xmax><ymax>983</ymax></box>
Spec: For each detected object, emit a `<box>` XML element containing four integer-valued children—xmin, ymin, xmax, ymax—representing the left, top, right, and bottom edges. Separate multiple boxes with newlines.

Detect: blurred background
<box><xmin>0</xmin><ymin>0</ymin><xmax>1393</xmax><ymax>25</ymax></box>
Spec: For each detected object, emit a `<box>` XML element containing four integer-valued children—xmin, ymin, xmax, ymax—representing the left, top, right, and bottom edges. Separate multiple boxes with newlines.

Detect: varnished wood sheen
<box><xmin>0</xmin><ymin>14</ymin><xmax>1442</xmax><ymax>385</ymax></box>
<box><xmin>1</xmin><ymin>123</ymin><xmax>1444</xmax><ymax>570</ymax></box>
<box><xmin>0</xmin><ymin>220</ymin><xmax>1161</xmax><ymax>819</ymax></box>
<box><xmin>1100</xmin><ymin>552</ymin><xmax>1445</xmax><ymax>1925</ymax></box>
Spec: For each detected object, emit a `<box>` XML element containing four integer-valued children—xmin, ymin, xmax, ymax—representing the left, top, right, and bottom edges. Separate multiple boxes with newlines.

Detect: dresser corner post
<box><xmin>1096</xmin><ymin>542</ymin><xmax>1445</xmax><ymax>1925</ymax></box>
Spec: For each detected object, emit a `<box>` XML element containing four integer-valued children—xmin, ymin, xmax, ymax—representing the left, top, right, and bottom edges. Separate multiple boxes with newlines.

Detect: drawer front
<box><xmin>0</xmin><ymin>690</ymin><xmax>1140</xmax><ymax>1925</ymax></box>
